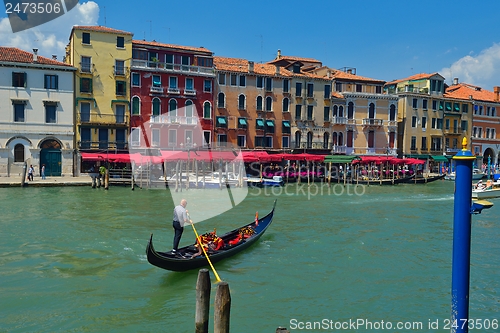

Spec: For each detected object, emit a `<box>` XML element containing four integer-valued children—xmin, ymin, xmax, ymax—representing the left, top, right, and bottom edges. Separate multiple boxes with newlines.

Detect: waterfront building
<box><xmin>445</xmin><ymin>81</ymin><xmax>500</xmax><ymax>167</ymax></box>
<box><xmin>130</xmin><ymin>40</ymin><xmax>215</xmax><ymax>151</ymax></box>
<box><xmin>213</xmin><ymin>56</ymin><xmax>292</xmax><ymax>150</ymax></box>
<box><xmin>383</xmin><ymin>73</ymin><xmax>468</xmax><ymax>164</ymax></box>
<box><xmin>267</xmin><ymin>51</ymin><xmax>332</xmax><ymax>152</ymax></box>
<box><xmin>0</xmin><ymin>47</ymin><xmax>76</xmax><ymax>177</ymax></box>
<box><xmin>64</xmin><ymin>26</ymin><xmax>133</xmax><ymax>167</ymax></box>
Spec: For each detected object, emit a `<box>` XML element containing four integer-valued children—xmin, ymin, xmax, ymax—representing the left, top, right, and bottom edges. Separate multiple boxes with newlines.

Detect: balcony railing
<box><xmin>78</xmin><ymin>141</ymin><xmax>128</xmax><ymax>150</ymax></box>
<box><xmin>77</xmin><ymin>113</ymin><xmax>129</xmax><ymax>124</ymax></box>
<box><xmin>80</xmin><ymin>65</ymin><xmax>92</xmax><ymax>73</ymax></box>
<box><xmin>331</xmin><ymin>116</ymin><xmax>347</xmax><ymax>125</ymax></box>
<box><xmin>443</xmin><ymin>127</ymin><xmax>462</xmax><ymax>135</ymax></box>
<box><xmin>387</xmin><ymin>120</ymin><xmax>397</xmax><ymax>127</ymax></box>
<box><xmin>331</xmin><ymin>145</ymin><xmax>346</xmax><ymax>154</ymax></box>
<box><xmin>184</xmin><ymin>89</ymin><xmax>196</xmax><ymax>96</ymax></box>
<box><xmin>150</xmin><ymin>115</ymin><xmax>197</xmax><ymax>125</ymax></box>
<box><xmin>167</xmin><ymin>87</ymin><xmax>180</xmax><ymax>94</ymax></box>
<box><xmin>130</xmin><ymin>59</ymin><xmax>215</xmax><ymax>76</ymax></box>
<box><xmin>150</xmin><ymin>86</ymin><xmax>164</xmax><ymax>93</ymax></box>
<box><xmin>362</xmin><ymin>118</ymin><xmax>384</xmax><ymax>126</ymax></box>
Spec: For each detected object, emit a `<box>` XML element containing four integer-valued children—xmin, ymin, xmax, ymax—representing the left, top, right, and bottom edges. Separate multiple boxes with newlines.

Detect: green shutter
<box><xmin>23</xmin><ymin>72</ymin><xmax>27</xmax><ymax>87</ymax></box>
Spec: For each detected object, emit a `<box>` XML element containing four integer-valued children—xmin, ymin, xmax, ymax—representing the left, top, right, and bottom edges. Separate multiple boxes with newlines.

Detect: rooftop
<box><xmin>0</xmin><ymin>47</ymin><xmax>72</xmax><ymax>67</ymax></box>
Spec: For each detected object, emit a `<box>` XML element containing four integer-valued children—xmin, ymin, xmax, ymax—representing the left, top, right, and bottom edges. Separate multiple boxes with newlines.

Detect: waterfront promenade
<box><xmin>0</xmin><ymin>175</ymin><xmax>92</xmax><ymax>187</ymax></box>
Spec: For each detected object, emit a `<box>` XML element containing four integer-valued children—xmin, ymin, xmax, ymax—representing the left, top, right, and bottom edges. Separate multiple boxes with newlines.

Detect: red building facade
<box><xmin>129</xmin><ymin>40</ymin><xmax>215</xmax><ymax>151</ymax></box>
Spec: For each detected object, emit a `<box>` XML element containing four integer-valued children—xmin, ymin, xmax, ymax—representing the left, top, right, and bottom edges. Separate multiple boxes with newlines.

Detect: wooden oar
<box><xmin>187</xmin><ymin>212</ymin><xmax>222</xmax><ymax>283</ymax></box>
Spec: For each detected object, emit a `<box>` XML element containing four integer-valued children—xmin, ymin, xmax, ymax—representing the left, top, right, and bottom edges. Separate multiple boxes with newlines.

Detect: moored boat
<box><xmin>401</xmin><ymin>174</ymin><xmax>446</xmax><ymax>184</ymax></box>
<box><xmin>146</xmin><ymin>200</ymin><xmax>277</xmax><ymax>271</ymax></box>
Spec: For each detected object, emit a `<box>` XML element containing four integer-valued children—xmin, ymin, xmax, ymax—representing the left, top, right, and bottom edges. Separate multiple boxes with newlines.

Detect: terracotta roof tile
<box><xmin>445</xmin><ymin>83</ymin><xmax>500</xmax><ymax>102</ymax></box>
<box><xmin>331</xmin><ymin>69</ymin><xmax>385</xmax><ymax>83</ymax></box>
<box><xmin>133</xmin><ymin>40</ymin><xmax>212</xmax><ymax>54</ymax></box>
<box><xmin>214</xmin><ymin>56</ymin><xmax>292</xmax><ymax>76</ymax></box>
<box><xmin>268</xmin><ymin>55</ymin><xmax>322</xmax><ymax>64</ymax></box>
<box><xmin>0</xmin><ymin>47</ymin><xmax>72</xmax><ymax>67</ymax></box>
<box><xmin>385</xmin><ymin>72</ymin><xmax>440</xmax><ymax>85</ymax></box>
<box><xmin>72</xmin><ymin>25</ymin><xmax>132</xmax><ymax>35</ymax></box>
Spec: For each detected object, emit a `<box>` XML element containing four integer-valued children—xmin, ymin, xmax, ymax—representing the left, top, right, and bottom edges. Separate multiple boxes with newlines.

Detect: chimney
<box><xmin>346</xmin><ymin>69</ymin><xmax>352</xmax><ymax>74</ymax></box>
<box><xmin>494</xmin><ymin>86</ymin><xmax>500</xmax><ymax>101</ymax></box>
<box><xmin>32</xmin><ymin>48</ymin><xmax>38</xmax><ymax>62</ymax></box>
<box><xmin>327</xmin><ymin>70</ymin><xmax>331</xmax><ymax>79</ymax></box>
<box><xmin>248</xmin><ymin>61</ymin><xmax>254</xmax><ymax>73</ymax></box>
<box><xmin>453</xmin><ymin>77</ymin><xmax>459</xmax><ymax>85</ymax></box>
<box><xmin>275</xmin><ymin>65</ymin><xmax>280</xmax><ymax>75</ymax></box>
<box><xmin>52</xmin><ymin>55</ymin><xmax>57</xmax><ymax>60</ymax></box>
<box><xmin>277</xmin><ymin>49</ymin><xmax>281</xmax><ymax>59</ymax></box>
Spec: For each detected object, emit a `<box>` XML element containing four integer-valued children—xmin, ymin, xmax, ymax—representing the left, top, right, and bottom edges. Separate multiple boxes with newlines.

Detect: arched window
<box><xmin>307</xmin><ymin>132</ymin><xmax>313</xmax><ymax>149</ymax></box>
<box><xmin>238</xmin><ymin>95</ymin><xmax>246</xmax><ymax>110</ymax></box>
<box><xmin>347</xmin><ymin>102</ymin><xmax>354</xmax><ymax>119</ymax></box>
<box><xmin>282</xmin><ymin>97</ymin><xmax>289</xmax><ymax>112</ymax></box>
<box><xmin>332</xmin><ymin>105</ymin><xmax>338</xmax><ymax>117</ymax></box>
<box><xmin>14</xmin><ymin>144</ymin><xmax>24</xmax><ymax>162</ymax></box>
<box><xmin>132</xmin><ymin>96</ymin><xmax>140</xmax><ymax>115</ymax></box>
<box><xmin>203</xmin><ymin>101</ymin><xmax>211</xmax><ymax>119</ymax></box>
<box><xmin>338</xmin><ymin>105</ymin><xmax>344</xmax><ymax>117</ymax></box>
<box><xmin>369</xmin><ymin>103</ymin><xmax>375</xmax><ymax>119</ymax></box>
<box><xmin>323</xmin><ymin>132</ymin><xmax>329</xmax><ymax>149</ymax></box>
<box><xmin>256</xmin><ymin>96</ymin><xmax>263</xmax><ymax>111</ymax></box>
<box><xmin>332</xmin><ymin>132</ymin><xmax>338</xmax><ymax>145</ymax></box>
<box><xmin>185</xmin><ymin>100</ymin><xmax>194</xmax><ymax>124</ymax></box>
<box><xmin>168</xmin><ymin>99</ymin><xmax>177</xmax><ymax>116</ymax></box>
<box><xmin>295</xmin><ymin>131</ymin><xmax>301</xmax><ymax>148</ymax></box>
<box><xmin>152</xmin><ymin>98</ymin><xmax>161</xmax><ymax>117</ymax></box>
<box><xmin>265</xmin><ymin>96</ymin><xmax>273</xmax><ymax>111</ymax></box>
<box><xmin>389</xmin><ymin>104</ymin><xmax>396</xmax><ymax>121</ymax></box>
<box><xmin>217</xmin><ymin>92</ymin><xmax>225</xmax><ymax>108</ymax></box>
<box><xmin>338</xmin><ymin>132</ymin><xmax>344</xmax><ymax>146</ymax></box>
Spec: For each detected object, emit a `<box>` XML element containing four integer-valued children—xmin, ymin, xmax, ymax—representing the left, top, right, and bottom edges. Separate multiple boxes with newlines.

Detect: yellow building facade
<box><xmin>65</xmin><ymin>26</ymin><xmax>133</xmax><ymax>153</ymax></box>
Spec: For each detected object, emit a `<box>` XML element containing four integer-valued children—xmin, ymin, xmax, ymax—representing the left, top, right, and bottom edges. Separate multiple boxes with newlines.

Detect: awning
<box><xmin>323</xmin><ymin>155</ymin><xmax>360</xmax><ymax>163</ymax></box>
<box><xmin>81</xmin><ymin>152</ymin><xmax>131</xmax><ymax>163</ymax></box>
<box><xmin>256</xmin><ymin>119</ymin><xmax>265</xmax><ymax>127</ymax></box>
<box><xmin>266</xmin><ymin>120</ymin><xmax>274</xmax><ymax>127</ymax></box>
<box><xmin>111</xmin><ymin>99</ymin><xmax>130</xmax><ymax>107</ymax></box>
<box><xmin>11</xmin><ymin>97</ymin><xmax>28</xmax><ymax>104</ymax></box>
<box><xmin>42</xmin><ymin>99</ymin><xmax>59</xmax><ymax>105</ymax></box>
<box><xmin>216</xmin><ymin>117</ymin><xmax>227</xmax><ymax>125</ymax></box>
<box><xmin>283</xmin><ymin>121</ymin><xmax>290</xmax><ymax>127</ymax></box>
<box><xmin>405</xmin><ymin>154</ymin><xmax>430</xmax><ymax>159</ymax></box>
<box><xmin>76</xmin><ymin>97</ymin><xmax>96</xmax><ymax>107</ymax></box>
<box><xmin>238</xmin><ymin>118</ymin><xmax>247</xmax><ymax>125</ymax></box>
<box><xmin>430</xmin><ymin>155</ymin><xmax>449</xmax><ymax>162</ymax></box>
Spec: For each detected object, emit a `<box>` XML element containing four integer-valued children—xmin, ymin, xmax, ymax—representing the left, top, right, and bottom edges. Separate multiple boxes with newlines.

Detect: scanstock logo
<box><xmin>128</xmin><ymin>104</ymin><xmax>249</xmax><ymax>224</ymax></box>
<box><xmin>4</xmin><ymin>0</ymin><xmax>79</xmax><ymax>32</ymax></box>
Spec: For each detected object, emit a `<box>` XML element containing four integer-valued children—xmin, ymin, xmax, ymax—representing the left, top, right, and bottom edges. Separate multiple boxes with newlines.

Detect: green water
<box><xmin>0</xmin><ymin>182</ymin><xmax>499</xmax><ymax>332</ymax></box>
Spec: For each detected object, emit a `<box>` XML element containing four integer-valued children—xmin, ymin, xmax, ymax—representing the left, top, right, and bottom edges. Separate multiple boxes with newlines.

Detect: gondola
<box><xmin>330</xmin><ymin>174</ymin><xmax>415</xmax><ymax>185</ymax></box>
<box><xmin>401</xmin><ymin>174</ymin><xmax>446</xmax><ymax>184</ymax></box>
<box><xmin>146</xmin><ymin>200</ymin><xmax>277</xmax><ymax>272</ymax></box>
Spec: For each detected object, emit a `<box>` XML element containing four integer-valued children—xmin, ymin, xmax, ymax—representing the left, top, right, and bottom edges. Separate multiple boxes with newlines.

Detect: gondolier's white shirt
<box><xmin>173</xmin><ymin>205</ymin><xmax>188</xmax><ymax>227</ymax></box>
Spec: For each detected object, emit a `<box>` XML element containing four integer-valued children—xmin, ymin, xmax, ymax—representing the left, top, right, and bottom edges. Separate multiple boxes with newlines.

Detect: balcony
<box><xmin>331</xmin><ymin>145</ymin><xmax>346</xmax><ymax>154</ymax></box>
<box><xmin>114</xmin><ymin>67</ymin><xmax>127</xmax><ymax>76</ymax></box>
<box><xmin>387</xmin><ymin>120</ymin><xmax>397</xmax><ymax>127</ymax></box>
<box><xmin>443</xmin><ymin>127</ymin><xmax>462</xmax><ymax>135</ymax></box>
<box><xmin>362</xmin><ymin>118</ymin><xmax>383</xmax><ymax>127</ymax></box>
<box><xmin>167</xmin><ymin>87</ymin><xmax>180</xmax><ymax>94</ymax></box>
<box><xmin>78</xmin><ymin>141</ymin><xmax>128</xmax><ymax>150</ymax></box>
<box><xmin>77</xmin><ymin>112</ymin><xmax>129</xmax><ymax>125</ymax></box>
<box><xmin>331</xmin><ymin>116</ymin><xmax>347</xmax><ymax>125</ymax></box>
<box><xmin>397</xmin><ymin>86</ymin><xmax>429</xmax><ymax>94</ymax></box>
<box><xmin>150</xmin><ymin>86</ymin><xmax>164</xmax><ymax>93</ymax></box>
<box><xmin>130</xmin><ymin>59</ymin><xmax>215</xmax><ymax>77</ymax></box>
<box><xmin>184</xmin><ymin>89</ymin><xmax>196</xmax><ymax>96</ymax></box>
<box><xmin>151</xmin><ymin>115</ymin><xmax>197</xmax><ymax>125</ymax></box>
<box><xmin>80</xmin><ymin>65</ymin><xmax>92</xmax><ymax>74</ymax></box>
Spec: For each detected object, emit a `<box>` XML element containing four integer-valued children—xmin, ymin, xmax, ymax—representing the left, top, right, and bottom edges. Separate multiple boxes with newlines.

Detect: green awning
<box><xmin>430</xmin><ymin>155</ymin><xmax>449</xmax><ymax>162</ymax></box>
<box><xmin>75</xmin><ymin>97</ymin><xmax>95</xmax><ymax>107</ymax></box>
<box><xmin>217</xmin><ymin>117</ymin><xmax>226</xmax><ymax>125</ymax></box>
<box><xmin>406</xmin><ymin>154</ymin><xmax>430</xmax><ymax>159</ymax></box>
<box><xmin>324</xmin><ymin>155</ymin><xmax>360</xmax><ymax>163</ymax></box>
<box><xmin>266</xmin><ymin>120</ymin><xmax>274</xmax><ymax>127</ymax></box>
<box><xmin>256</xmin><ymin>119</ymin><xmax>264</xmax><ymax>127</ymax></box>
<box><xmin>283</xmin><ymin>121</ymin><xmax>290</xmax><ymax>127</ymax></box>
<box><xmin>238</xmin><ymin>118</ymin><xmax>247</xmax><ymax>125</ymax></box>
<box><xmin>111</xmin><ymin>99</ymin><xmax>130</xmax><ymax>107</ymax></box>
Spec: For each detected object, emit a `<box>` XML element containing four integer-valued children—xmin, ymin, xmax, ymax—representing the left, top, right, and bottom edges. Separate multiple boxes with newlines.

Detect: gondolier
<box><xmin>172</xmin><ymin>199</ymin><xmax>191</xmax><ymax>254</ymax></box>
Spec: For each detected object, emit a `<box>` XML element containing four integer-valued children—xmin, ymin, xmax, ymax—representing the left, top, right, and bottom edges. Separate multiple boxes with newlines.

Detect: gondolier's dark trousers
<box><xmin>172</xmin><ymin>220</ymin><xmax>183</xmax><ymax>251</ymax></box>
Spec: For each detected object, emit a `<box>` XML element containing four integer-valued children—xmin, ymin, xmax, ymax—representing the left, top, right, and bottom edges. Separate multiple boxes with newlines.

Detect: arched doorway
<box><xmin>483</xmin><ymin>148</ymin><xmax>496</xmax><ymax>175</ymax></box>
<box><xmin>40</xmin><ymin>139</ymin><xmax>62</xmax><ymax>176</ymax></box>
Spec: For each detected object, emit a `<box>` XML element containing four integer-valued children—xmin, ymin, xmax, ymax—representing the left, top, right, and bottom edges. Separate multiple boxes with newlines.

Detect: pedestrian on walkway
<box><xmin>27</xmin><ymin>165</ymin><xmax>34</xmax><ymax>181</ymax></box>
<box><xmin>41</xmin><ymin>164</ymin><xmax>46</xmax><ymax>180</ymax></box>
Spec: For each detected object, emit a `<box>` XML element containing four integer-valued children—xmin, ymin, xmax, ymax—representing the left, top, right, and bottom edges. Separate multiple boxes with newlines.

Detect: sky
<box><xmin>2</xmin><ymin>0</ymin><xmax>500</xmax><ymax>90</ymax></box>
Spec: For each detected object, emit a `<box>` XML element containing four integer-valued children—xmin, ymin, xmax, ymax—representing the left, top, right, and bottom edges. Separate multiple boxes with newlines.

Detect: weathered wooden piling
<box><xmin>214</xmin><ymin>281</ymin><xmax>231</xmax><ymax>333</ymax></box>
<box><xmin>195</xmin><ymin>269</ymin><xmax>211</xmax><ymax>333</ymax></box>
<box><xmin>91</xmin><ymin>175</ymin><xmax>96</xmax><ymax>188</ymax></box>
<box><xmin>104</xmin><ymin>169</ymin><xmax>109</xmax><ymax>190</ymax></box>
<box><xmin>21</xmin><ymin>161</ymin><xmax>27</xmax><ymax>187</ymax></box>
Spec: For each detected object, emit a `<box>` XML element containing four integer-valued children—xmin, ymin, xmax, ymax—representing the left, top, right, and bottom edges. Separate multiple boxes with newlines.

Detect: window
<box><xmin>421</xmin><ymin>137</ymin><xmax>427</xmax><ymax>150</ymax></box>
<box><xmin>462</xmin><ymin>104</ymin><xmax>468</xmax><ymax>113</ymax></box>
<box><xmin>346</xmin><ymin>130</ymin><xmax>353</xmax><ymax>148</ymax></box>
<box><xmin>218</xmin><ymin>73</ymin><xmax>226</xmax><ymax>85</ymax></box>
<box><xmin>132</xmin><ymin>73</ymin><xmax>140</xmax><ymax>86</ymax></box>
<box><xmin>265</xmin><ymin>120</ymin><xmax>275</xmax><ymax>134</ymax></box>
<box><xmin>283</xmin><ymin>79</ymin><xmax>289</xmax><ymax>93</ymax></box>
<box><xmin>217</xmin><ymin>92</ymin><xmax>225</xmax><ymax>108</ymax></box>
<box><xmin>203</xmin><ymin>131</ymin><xmax>211</xmax><ymax>148</ymax></box>
<box><xmin>168</xmin><ymin>129</ymin><xmax>176</xmax><ymax>147</ymax></box>
<box><xmin>307</xmin><ymin>83</ymin><xmax>314</xmax><ymax>97</ymax></box>
<box><xmin>131</xmin><ymin>96</ymin><xmax>140</xmax><ymax>115</ymax></box>
<box><xmin>389</xmin><ymin>105</ymin><xmax>396</xmax><ymax>121</ymax></box>
<box><xmin>133</xmin><ymin>49</ymin><xmax>147</xmax><ymax>60</ymax></box>
<box><xmin>115</xmin><ymin>104</ymin><xmax>125</xmax><ymax>123</ymax></box>
<box><xmin>148</xmin><ymin>52</ymin><xmax>158</xmax><ymax>67</ymax></box>
<box><xmin>282</xmin><ymin>136</ymin><xmax>289</xmax><ymax>148</ymax></box>
<box><xmin>356</xmin><ymin>84</ymin><xmax>362</xmax><ymax>92</ymax></box>
<box><xmin>80</xmin><ymin>78</ymin><xmax>92</xmax><ymax>93</ymax></box>
<box><xmin>256</xmin><ymin>76</ymin><xmax>264</xmax><ymax>88</ymax></box>
<box><xmin>237</xmin><ymin>135</ymin><xmax>246</xmax><ymax>147</ymax></box>
<box><xmin>80</xmin><ymin>102</ymin><xmax>90</xmax><ymax>122</ymax></box>
<box><xmin>117</xmin><ymin>36</ymin><xmax>124</xmax><ymax>48</ymax></box>
<box><xmin>168</xmin><ymin>99</ymin><xmax>177</xmax><ymax>116</ymax></box>
<box><xmin>445</xmin><ymin>102</ymin><xmax>452</xmax><ymax>111</ymax></box>
<box><xmin>265</xmin><ymin>96</ymin><xmax>272</xmax><ymax>111</ymax></box>
<box><xmin>439</xmin><ymin>101</ymin><xmax>444</xmax><ymax>111</ymax></box>
<box><xmin>335</xmin><ymin>82</ymin><xmax>342</xmax><ymax>92</ymax></box>
<box><xmin>431</xmin><ymin>118</ymin><xmax>436</xmax><ymax>129</ymax></box>
<box><xmin>82</xmin><ymin>32</ymin><xmax>90</xmax><ymax>44</ymax></box>
<box><xmin>185</xmin><ymin>78</ymin><xmax>194</xmax><ymax>91</ymax></box>
<box><xmin>324</xmin><ymin>106</ymin><xmax>330</xmax><ymax>121</ymax></box>
<box><xmin>152</xmin><ymin>75</ymin><xmax>161</xmax><ymax>87</ymax></box>
<box><xmin>203</xmin><ymin>101</ymin><xmax>211</xmax><ymax>119</ymax></box>
<box><xmin>411</xmin><ymin>116</ymin><xmax>417</xmax><ymax>128</ymax></box>
<box><xmin>437</xmin><ymin>118</ymin><xmax>443</xmax><ymax>129</ymax></box>
<box><xmin>412</xmin><ymin>98</ymin><xmax>418</xmax><ymax>109</ymax></box>
<box><xmin>238</xmin><ymin>117</ymin><xmax>247</xmax><ymax>129</ymax></box>
<box><xmin>432</xmin><ymin>100</ymin><xmax>438</xmax><ymax>111</ymax></box>
<box><xmin>296</xmin><ymin>82</ymin><xmax>302</xmax><ymax>97</ymax></box>
<box><xmin>204</xmin><ymin>80</ymin><xmax>212</xmax><ymax>92</ymax></box>
<box><xmin>44</xmin><ymin>74</ymin><xmax>58</xmax><ymax>89</ymax></box>
<box><xmin>116</xmin><ymin>81</ymin><xmax>126</xmax><ymax>96</ymax></box>
<box><xmin>152</xmin><ymin>129</ymin><xmax>160</xmax><ymax>147</ymax></box>
<box><xmin>152</xmin><ymin>98</ymin><xmax>161</xmax><ymax>117</ymax></box>
<box><xmin>411</xmin><ymin>136</ymin><xmax>417</xmax><ymax>150</ymax></box>
<box><xmin>295</xmin><ymin>105</ymin><xmax>302</xmax><ymax>120</ymax></box>
<box><xmin>216</xmin><ymin>116</ymin><xmax>227</xmax><ymax>128</ymax></box>
<box><xmin>376</xmin><ymin>86</ymin><xmax>382</xmax><ymax>94</ymax></box>
<box><xmin>265</xmin><ymin>77</ymin><xmax>272</xmax><ymax>91</ymax></box>
<box><xmin>347</xmin><ymin>102</ymin><xmax>354</xmax><ymax>119</ymax></box>
<box><xmin>367</xmin><ymin>131</ymin><xmax>374</xmax><ymax>148</ymax></box>
<box><xmin>185</xmin><ymin>100</ymin><xmax>194</xmax><ymax>124</ymax></box>
<box><xmin>422</xmin><ymin>99</ymin><xmax>428</xmax><ymax>110</ymax></box>
<box><xmin>324</xmin><ymin>84</ymin><xmax>331</xmax><ymax>99</ymax></box>
<box><xmin>461</xmin><ymin>120</ymin><xmax>468</xmax><ymax>132</ymax></box>
<box><xmin>295</xmin><ymin>131</ymin><xmax>301</xmax><ymax>148</ymax></box>
<box><xmin>14</xmin><ymin>102</ymin><xmax>25</xmax><ymax>122</ymax></box>
<box><xmin>169</xmin><ymin>76</ymin><xmax>178</xmax><ymax>89</ymax></box>
<box><xmin>14</xmin><ymin>144</ymin><xmax>24</xmax><ymax>162</ymax></box>
<box><xmin>282</xmin><ymin>120</ymin><xmax>291</xmax><ymax>134</ymax></box>
<box><xmin>80</xmin><ymin>128</ymin><xmax>91</xmax><ymax>149</ymax></box>
<box><xmin>255</xmin><ymin>136</ymin><xmax>264</xmax><ymax>148</ymax></box>
<box><xmin>445</xmin><ymin>119</ymin><xmax>450</xmax><ymax>130</ymax></box>
<box><xmin>256</xmin><ymin>118</ymin><xmax>265</xmax><ymax>130</ymax></box>
<box><xmin>230</xmin><ymin>74</ymin><xmax>237</xmax><ymax>86</ymax></box>
<box><xmin>115</xmin><ymin>60</ymin><xmax>125</xmax><ymax>75</ymax></box>
<box><xmin>282</xmin><ymin>98</ymin><xmax>289</xmax><ymax>112</ymax></box>
<box><xmin>217</xmin><ymin>134</ymin><xmax>227</xmax><ymax>147</ymax></box>
<box><xmin>256</xmin><ymin>96</ymin><xmax>263</xmax><ymax>111</ymax></box>
<box><xmin>307</xmin><ymin>105</ymin><xmax>313</xmax><ymax>120</ymax></box>
<box><xmin>239</xmin><ymin>75</ymin><xmax>246</xmax><ymax>87</ymax></box>
<box><xmin>238</xmin><ymin>95</ymin><xmax>246</xmax><ymax>110</ymax></box>
<box><xmin>12</xmin><ymin>72</ymin><xmax>26</xmax><ymax>87</ymax></box>
<box><xmin>165</xmin><ymin>54</ymin><xmax>174</xmax><ymax>68</ymax></box>
<box><xmin>264</xmin><ymin>136</ymin><xmax>273</xmax><ymax>148</ymax></box>
<box><xmin>454</xmin><ymin>103</ymin><xmax>460</xmax><ymax>112</ymax></box>
<box><xmin>421</xmin><ymin>116</ymin><xmax>427</xmax><ymax>129</ymax></box>
<box><xmin>81</xmin><ymin>56</ymin><xmax>91</xmax><ymax>73</ymax></box>
<box><xmin>45</xmin><ymin>103</ymin><xmax>56</xmax><ymax>123</ymax></box>
<box><xmin>181</xmin><ymin>56</ymin><xmax>190</xmax><ymax>70</ymax></box>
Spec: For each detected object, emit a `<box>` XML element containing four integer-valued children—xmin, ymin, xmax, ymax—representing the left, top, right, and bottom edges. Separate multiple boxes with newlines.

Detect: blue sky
<box><xmin>2</xmin><ymin>0</ymin><xmax>500</xmax><ymax>89</ymax></box>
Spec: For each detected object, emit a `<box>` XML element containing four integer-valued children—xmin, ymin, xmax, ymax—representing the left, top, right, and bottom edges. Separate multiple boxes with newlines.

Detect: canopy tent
<box><xmin>81</xmin><ymin>152</ymin><xmax>131</xmax><ymax>163</ymax></box>
<box><xmin>241</xmin><ymin>151</ymin><xmax>282</xmax><ymax>162</ymax></box>
<box><xmin>403</xmin><ymin>158</ymin><xmax>426</xmax><ymax>165</ymax></box>
<box><xmin>323</xmin><ymin>155</ymin><xmax>360</xmax><ymax>164</ymax></box>
<box><xmin>280</xmin><ymin>153</ymin><xmax>325</xmax><ymax>162</ymax></box>
<box><xmin>430</xmin><ymin>155</ymin><xmax>449</xmax><ymax>162</ymax></box>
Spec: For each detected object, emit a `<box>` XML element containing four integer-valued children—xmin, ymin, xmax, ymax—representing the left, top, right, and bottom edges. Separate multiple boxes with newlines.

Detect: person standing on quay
<box><xmin>41</xmin><ymin>164</ymin><xmax>46</xmax><ymax>180</ymax></box>
<box><xmin>172</xmin><ymin>199</ymin><xmax>191</xmax><ymax>254</ymax></box>
<box><xmin>27</xmin><ymin>165</ymin><xmax>34</xmax><ymax>181</ymax></box>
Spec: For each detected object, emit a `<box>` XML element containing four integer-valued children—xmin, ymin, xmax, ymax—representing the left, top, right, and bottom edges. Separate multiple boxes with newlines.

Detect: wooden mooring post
<box><xmin>21</xmin><ymin>161</ymin><xmax>27</xmax><ymax>187</ymax></box>
<box><xmin>214</xmin><ymin>281</ymin><xmax>231</xmax><ymax>333</ymax></box>
<box><xmin>195</xmin><ymin>269</ymin><xmax>211</xmax><ymax>333</ymax></box>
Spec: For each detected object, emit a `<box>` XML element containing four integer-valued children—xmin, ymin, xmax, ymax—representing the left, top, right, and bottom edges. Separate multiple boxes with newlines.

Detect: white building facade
<box><xmin>0</xmin><ymin>47</ymin><xmax>76</xmax><ymax>177</ymax></box>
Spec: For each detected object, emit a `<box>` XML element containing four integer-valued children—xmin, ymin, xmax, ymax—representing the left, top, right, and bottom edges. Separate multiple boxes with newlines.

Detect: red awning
<box><xmin>280</xmin><ymin>153</ymin><xmax>325</xmax><ymax>162</ymax></box>
<box><xmin>81</xmin><ymin>152</ymin><xmax>131</xmax><ymax>163</ymax></box>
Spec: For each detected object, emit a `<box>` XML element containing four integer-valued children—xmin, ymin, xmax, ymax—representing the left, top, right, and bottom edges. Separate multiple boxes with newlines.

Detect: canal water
<box><xmin>1</xmin><ymin>181</ymin><xmax>499</xmax><ymax>332</ymax></box>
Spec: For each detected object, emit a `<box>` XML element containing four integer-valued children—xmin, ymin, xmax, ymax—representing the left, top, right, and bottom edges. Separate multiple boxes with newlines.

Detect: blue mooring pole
<box><xmin>451</xmin><ymin>138</ymin><xmax>475</xmax><ymax>333</ymax></box>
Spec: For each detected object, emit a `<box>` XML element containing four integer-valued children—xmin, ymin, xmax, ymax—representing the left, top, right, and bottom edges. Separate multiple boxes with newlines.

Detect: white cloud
<box><xmin>0</xmin><ymin>1</ymin><xmax>99</xmax><ymax>60</ymax></box>
<box><xmin>441</xmin><ymin>43</ymin><xmax>500</xmax><ymax>89</ymax></box>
